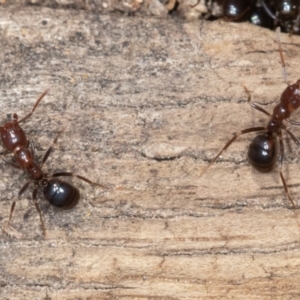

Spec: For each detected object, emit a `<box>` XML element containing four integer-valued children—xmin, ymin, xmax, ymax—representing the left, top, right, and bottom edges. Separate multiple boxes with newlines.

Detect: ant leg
<box><xmin>52</xmin><ymin>171</ymin><xmax>108</xmax><ymax>189</ymax></box>
<box><xmin>286</xmin><ymin>119</ymin><xmax>300</xmax><ymax>126</ymax></box>
<box><xmin>32</xmin><ymin>185</ymin><xmax>46</xmax><ymax>236</ymax></box>
<box><xmin>201</xmin><ymin>126</ymin><xmax>266</xmax><ymax>177</ymax></box>
<box><xmin>40</xmin><ymin>130</ymin><xmax>64</xmax><ymax>167</ymax></box>
<box><xmin>7</xmin><ymin>180</ymin><xmax>31</xmax><ymax>227</ymax></box>
<box><xmin>243</xmin><ymin>85</ymin><xmax>252</xmax><ymax>102</ymax></box>
<box><xmin>283</xmin><ymin>127</ymin><xmax>300</xmax><ymax>147</ymax></box>
<box><xmin>250</xmin><ymin>103</ymin><xmax>271</xmax><ymax>117</ymax></box>
<box><xmin>0</xmin><ymin>149</ymin><xmax>9</xmax><ymax>156</ymax></box>
<box><xmin>0</xmin><ymin>150</ymin><xmax>17</xmax><ymax>168</ymax></box>
<box><xmin>261</xmin><ymin>0</ymin><xmax>276</xmax><ymax>20</ymax></box>
<box><xmin>278</xmin><ymin>131</ymin><xmax>297</xmax><ymax>209</ymax></box>
<box><xmin>190</xmin><ymin>0</ymin><xmax>200</xmax><ymax>8</ymax></box>
<box><xmin>29</xmin><ymin>140</ymin><xmax>35</xmax><ymax>158</ymax></box>
<box><xmin>2</xmin><ymin>157</ymin><xmax>22</xmax><ymax>169</ymax></box>
<box><xmin>243</xmin><ymin>85</ymin><xmax>271</xmax><ymax>117</ymax></box>
<box><xmin>17</xmin><ymin>88</ymin><xmax>51</xmax><ymax>124</ymax></box>
<box><xmin>276</xmin><ymin>27</ymin><xmax>290</xmax><ymax>86</ymax></box>
<box><xmin>290</xmin><ymin>11</ymin><xmax>300</xmax><ymax>35</ymax></box>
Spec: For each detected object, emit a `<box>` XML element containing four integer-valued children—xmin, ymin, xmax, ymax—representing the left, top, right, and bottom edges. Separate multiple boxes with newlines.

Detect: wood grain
<box><xmin>1</xmin><ymin>6</ymin><xmax>300</xmax><ymax>300</ymax></box>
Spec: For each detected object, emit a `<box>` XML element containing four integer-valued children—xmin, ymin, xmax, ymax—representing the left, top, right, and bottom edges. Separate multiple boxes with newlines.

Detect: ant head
<box><xmin>0</xmin><ymin>121</ymin><xmax>27</xmax><ymax>152</ymax></box>
<box><xmin>280</xmin><ymin>80</ymin><xmax>300</xmax><ymax>112</ymax></box>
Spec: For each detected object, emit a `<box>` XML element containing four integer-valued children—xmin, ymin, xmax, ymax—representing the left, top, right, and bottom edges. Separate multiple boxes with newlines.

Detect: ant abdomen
<box><xmin>222</xmin><ymin>0</ymin><xmax>252</xmax><ymax>20</ymax></box>
<box><xmin>248</xmin><ymin>133</ymin><xmax>276</xmax><ymax>173</ymax></box>
<box><xmin>275</xmin><ymin>0</ymin><xmax>298</xmax><ymax>19</ymax></box>
<box><xmin>43</xmin><ymin>179</ymin><xmax>80</xmax><ymax>210</ymax></box>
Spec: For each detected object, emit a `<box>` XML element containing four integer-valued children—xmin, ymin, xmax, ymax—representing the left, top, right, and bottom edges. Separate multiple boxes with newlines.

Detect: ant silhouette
<box><xmin>262</xmin><ymin>0</ymin><xmax>300</xmax><ymax>35</ymax></box>
<box><xmin>1</xmin><ymin>89</ymin><xmax>106</xmax><ymax>236</ymax></box>
<box><xmin>201</xmin><ymin>27</ymin><xmax>300</xmax><ymax>208</ymax></box>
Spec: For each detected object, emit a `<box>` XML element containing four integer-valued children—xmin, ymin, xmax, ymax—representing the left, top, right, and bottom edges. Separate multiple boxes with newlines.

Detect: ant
<box><xmin>201</xmin><ymin>27</ymin><xmax>300</xmax><ymax>209</ymax></box>
<box><xmin>191</xmin><ymin>1</ymin><xmax>300</xmax><ymax>34</ymax></box>
<box><xmin>191</xmin><ymin>0</ymin><xmax>253</xmax><ymax>20</ymax></box>
<box><xmin>1</xmin><ymin>89</ymin><xmax>105</xmax><ymax>236</ymax></box>
<box><xmin>191</xmin><ymin>0</ymin><xmax>274</xmax><ymax>29</ymax></box>
<box><xmin>262</xmin><ymin>0</ymin><xmax>300</xmax><ymax>34</ymax></box>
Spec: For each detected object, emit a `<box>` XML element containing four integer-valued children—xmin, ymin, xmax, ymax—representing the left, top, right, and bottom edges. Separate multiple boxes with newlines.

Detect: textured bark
<box><xmin>1</xmin><ymin>6</ymin><xmax>300</xmax><ymax>300</ymax></box>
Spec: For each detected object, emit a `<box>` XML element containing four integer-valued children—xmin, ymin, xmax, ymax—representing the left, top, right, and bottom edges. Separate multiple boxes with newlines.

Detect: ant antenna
<box><xmin>276</xmin><ymin>27</ymin><xmax>289</xmax><ymax>86</ymax></box>
<box><xmin>190</xmin><ymin>0</ymin><xmax>200</xmax><ymax>8</ymax></box>
<box><xmin>17</xmin><ymin>87</ymin><xmax>52</xmax><ymax>124</ymax></box>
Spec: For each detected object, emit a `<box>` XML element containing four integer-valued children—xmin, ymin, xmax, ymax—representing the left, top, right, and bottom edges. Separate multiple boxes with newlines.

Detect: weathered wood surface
<box><xmin>1</xmin><ymin>6</ymin><xmax>300</xmax><ymax>300</ymax></box>
<box><xmin>0</xmin><ymin>0</ymin><xmax>207</xmax><ymax>19</ymax></box>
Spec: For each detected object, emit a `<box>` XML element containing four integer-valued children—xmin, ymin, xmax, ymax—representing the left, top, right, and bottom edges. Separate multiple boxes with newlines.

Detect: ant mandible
<box><xmin>201</xmin><ymin>27</ymin><xmax>300</xmax><ymax>209</ymax></box>
<box><xmin>1</xmin><ymin>89</ymin><xmax>105</xmax><ymax>236</ymax></box>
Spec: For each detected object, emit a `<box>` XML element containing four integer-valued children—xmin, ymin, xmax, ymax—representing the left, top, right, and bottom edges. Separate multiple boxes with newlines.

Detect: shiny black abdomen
<box><xmin>248</xmin><ymin>134</ymin><xmax>276</xmax><ymax>173</ymax></box>
<box><xmin>223</xmin><ymin>0</ymin><xmax>254</xmax><ymax>20</ymax></box>
<box><xmin>43</xmin><ymin>179</ymin><xmax>80</xmax><ymax>209</ymax></box>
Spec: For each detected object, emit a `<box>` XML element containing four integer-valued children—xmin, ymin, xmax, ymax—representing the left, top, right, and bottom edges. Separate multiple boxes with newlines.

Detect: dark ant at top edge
<box><xmin>1</xmin><ymin>88</ymin><xmax>107</xmax><ymax>237</ymax></box>
<box><xmin>200</xmin><ymin>27</ymin><xmax>300</xmax><ymax>209</ymax></box>
<box><xmin>261</xmin><ymin>0</ymin><xmax>300</xmax><ymax>34</ymax></box>
<box><xmin>191</xmin><ymin>1</ymin><xmax>300</xmax><ymax>34</ymax></box>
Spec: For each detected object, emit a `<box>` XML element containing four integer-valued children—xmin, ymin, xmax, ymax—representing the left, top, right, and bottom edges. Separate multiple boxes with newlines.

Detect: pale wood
<box><xmin>0</xmin><ymin>0</ymin><xmax>203</xmax><ymax>18</ymax></box>
<box><xmin>1</xmin><ymin>6</ymin><xmax>300</xmax><ymax>300</ymax></box>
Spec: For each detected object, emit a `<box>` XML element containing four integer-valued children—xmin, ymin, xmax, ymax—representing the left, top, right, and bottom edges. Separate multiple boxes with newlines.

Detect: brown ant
<box><xmin>1</xmin><ymin>89</ymin><xmax>105</xmax><ymax>236</ymax></box>
<box><xmin>201</xmin><ymin>27</ymin><xmax>300</xmax><ymax>209</ymax></box>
